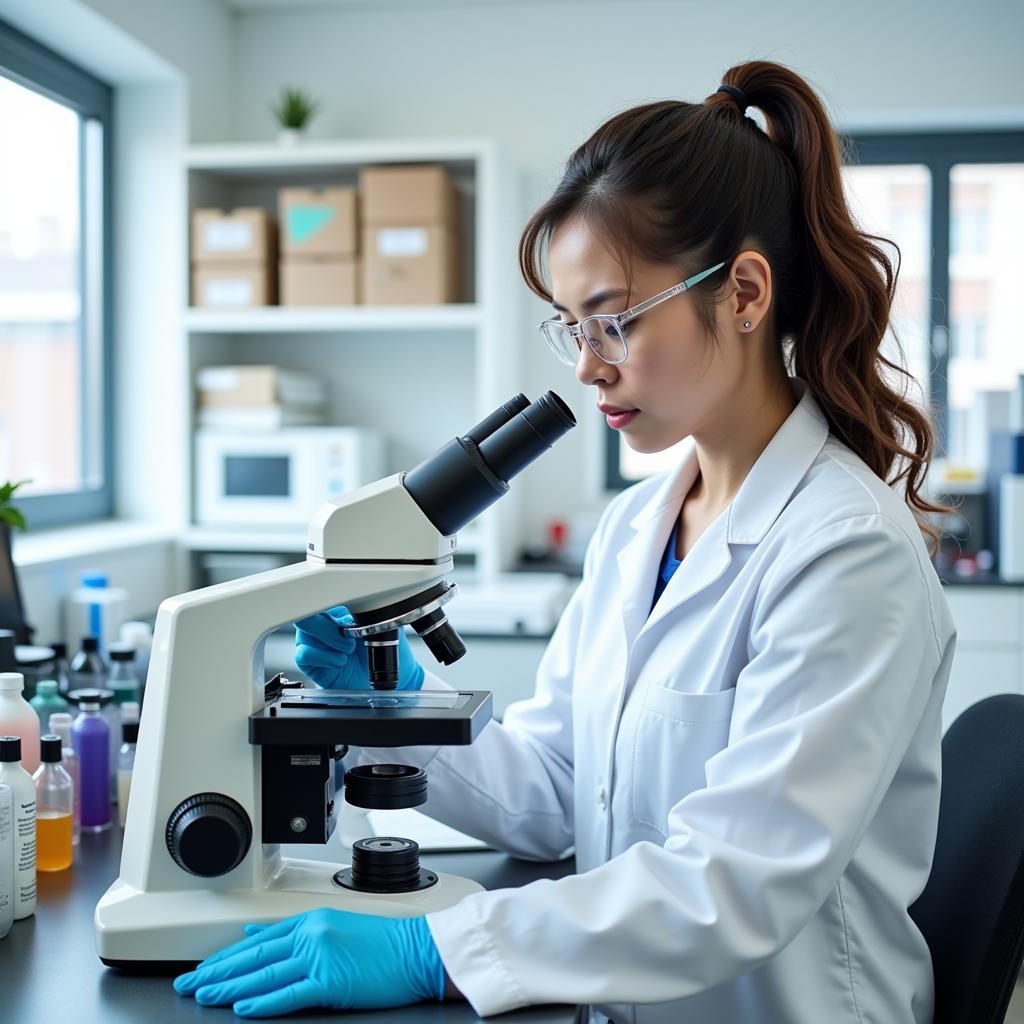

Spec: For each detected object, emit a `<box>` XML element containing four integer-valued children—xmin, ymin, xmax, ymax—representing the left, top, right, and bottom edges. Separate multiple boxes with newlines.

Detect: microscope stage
<box><xmin>249</xmin><ymin>688</ymin><xmax>492</xmax><ymax>747</ymax></box>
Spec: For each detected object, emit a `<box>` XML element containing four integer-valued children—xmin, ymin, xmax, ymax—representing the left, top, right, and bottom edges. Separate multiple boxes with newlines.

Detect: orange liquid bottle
<box><xmin>36</xmin><ymin>811</ymin><xmax>73</xmax><ymax>871</ymax></box>
<box><xmin>32</xmin><ymin>737</ymin><xmax>74</xmax><ymax>872</ymax></box>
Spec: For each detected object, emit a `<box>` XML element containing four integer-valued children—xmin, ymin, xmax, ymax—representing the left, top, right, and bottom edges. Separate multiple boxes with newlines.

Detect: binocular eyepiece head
<box><xmin>403</xmin><ymin>390</ymin><xmax>576</xmax><ymax>538</ymax></box>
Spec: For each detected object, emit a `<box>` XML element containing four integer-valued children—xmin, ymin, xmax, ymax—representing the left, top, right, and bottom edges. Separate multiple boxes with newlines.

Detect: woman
<box><xmin>175</xmin><ymin>59</ymin><xmax>956</xmax><ymax>1023</ymax></box>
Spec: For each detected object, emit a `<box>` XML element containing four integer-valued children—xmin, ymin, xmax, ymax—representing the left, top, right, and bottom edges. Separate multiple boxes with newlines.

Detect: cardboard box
<box><xmin>280</xmin><ymin>257</ymin><xmax>359</xmax><ymax>306</ymax></box>
<box><xmin>192</xmin><ymin>208</ymin><xmax>275</xmax><ymax>263</ymax></box>
<box><xmin>359</xmin><ymin>165</ymin><xmax>459</xmax><ymax>225</ymax></box>
<box><xmin>191</xmin><ymin>264</ymin><xmax>276</xmax><ymax>308</ymax></box>
<box><xmin>196</xmin><ymin>366</ymin><xmax>327</xmax><ymax>408</ymax></box>
<box><xmin>361</xmin><ymin>224</ymin><xmax>459</xmax><ymax>305</ymax></box>
<box><xmin>278</xmin><ymin>187</ymin><xmax>358</xmax><ymax>257</ymax></box>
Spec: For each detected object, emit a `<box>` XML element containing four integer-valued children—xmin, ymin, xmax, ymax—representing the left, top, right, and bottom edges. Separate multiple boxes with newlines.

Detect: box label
<box><xmin>288</xmin><ymin>206</ymin><xmax>337</xmax><ymax>244</ymax></box>
<box><xmin>376</xmin><ymin>227</ymin><xmax>428</xmax><ymax>258</ymax></box>
<box><xmin>198</xmin><ymin>368</ymin><xmax>242</xmax><ymax>391</ymax></box>
<box><xmin>203</xmin><ymin>221</ymin><xmax>254</xmax><ymax>253</ymax></box>
<box><xmin>204</xmin><ymin>278</ymin><xmax>255</xmax><ymax>307</ymax></box>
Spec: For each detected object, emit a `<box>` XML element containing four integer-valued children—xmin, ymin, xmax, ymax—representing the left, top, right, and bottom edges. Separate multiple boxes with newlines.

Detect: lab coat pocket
<box><xmin>630</xmin><ymin>683</ymin><xmax>737</xmax><ymax>835</ymax></box>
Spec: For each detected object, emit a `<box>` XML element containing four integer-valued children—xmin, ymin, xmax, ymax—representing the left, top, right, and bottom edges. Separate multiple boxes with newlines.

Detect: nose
<box><xmin>575</xmin><ymin>340</ymin><xmax>617</xmax><ymax>388</ymax></box>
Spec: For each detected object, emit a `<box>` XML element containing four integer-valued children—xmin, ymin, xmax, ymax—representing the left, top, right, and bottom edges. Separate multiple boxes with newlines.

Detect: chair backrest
<box><xmin>910</xmin><ymin>693</ymin><xmax>1024</xmax><ymax>1024</ymax></box>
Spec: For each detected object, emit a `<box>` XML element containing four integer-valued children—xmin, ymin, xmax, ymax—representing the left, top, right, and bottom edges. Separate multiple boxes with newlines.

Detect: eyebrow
<box><xmin>551</xmin><ymin>287</ymin><xmax>629</xmax><ymax>316</ymax></box>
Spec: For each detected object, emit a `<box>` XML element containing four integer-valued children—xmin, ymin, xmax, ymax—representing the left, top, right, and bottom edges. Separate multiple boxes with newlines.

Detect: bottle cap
<box><xmin>68</xmin><ymin>687</ymin><xmax>114</xmax><ymax>707</ymax></box>
<box><xmin>81</xmin><ymin>572</ymin><xmax>109</xmax><ymax>588</ymax></box>
<box><xmin>51</xmin><ymin>641</ymin><xmax>67</xmax><ymax>659</ymax></box>
<box><xmin>35</xmin><ymin>680</ymin><xmax>59</xmax><ymax>696</ymax></box>
<box><xmin>81</xmin><ymin>636</ymin><xmax>100</xmax><ymax>653</ymax></box>
<box><xmin>0</xmin><ymin>672</ymin><xmax>25</xmax><ymax>692</ymax></box>
<box><xmin>0</xmin><ymin>736</ymin><xmax>22</xmax><ymax>762</ymax></box>
<box><xmin>122</xmin><ymin>721</ymin><xmax>139</xmax><ymax>743</ymax></box>
<box><xmin>109</xmin><ymin>644</ymin><xmax>135</xmax><ymax>663</ymax></box>
<box><xmin>48</xmin><ymin>711</ymin><xmax>73</xmax><ymax>736</ymax></box>
<box><xmin>40</xmin><ymin>735</ymin><xmax>63</xmax><ymax>763</ymax></box>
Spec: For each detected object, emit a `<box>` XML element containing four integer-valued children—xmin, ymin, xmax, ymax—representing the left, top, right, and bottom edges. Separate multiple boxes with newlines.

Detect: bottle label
<box><xmin>0</xmin><ymin>797</ymin><xmax>11</xmax><ymax>915</ymax></box>
<box><xmin>16</xmin><ymin>797</ymin><xmax>36</xmax><ymax>904</ymax></box>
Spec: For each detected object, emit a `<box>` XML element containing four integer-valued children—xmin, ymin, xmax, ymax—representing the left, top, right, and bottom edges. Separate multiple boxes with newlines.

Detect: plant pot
<box><xmin>277</xmin><ymin>127</ymin><xmax>305</xmax><ymax>146</ymax></box>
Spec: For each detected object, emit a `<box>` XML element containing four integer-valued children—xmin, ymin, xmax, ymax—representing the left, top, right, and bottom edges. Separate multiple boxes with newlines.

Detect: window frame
<box><xmin>0</xmin><ymin>18</ymin><xmax>114</xmax><ymax>526</ymax></box>
<box><xmin>605</xmin><ymin>128</ymin><xmax>1024</xmax><ymax>490</ymax></box>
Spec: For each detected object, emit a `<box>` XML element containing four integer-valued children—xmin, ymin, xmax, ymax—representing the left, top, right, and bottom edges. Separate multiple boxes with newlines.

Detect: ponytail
<box><xmin>520</xmin><ymin>59</ymin><xmax>948</xmax><ymax>551</ymax></box>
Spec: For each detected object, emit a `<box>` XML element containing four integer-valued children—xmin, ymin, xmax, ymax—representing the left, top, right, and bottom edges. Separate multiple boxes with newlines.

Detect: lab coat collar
<box><xmin>725</xmin><ymin>377</ymin><xmax>829</xmax><ymax>545</ymax></box>
<box><xmin>616</xmin><ymin>377</ymin><xmax>829</xmax><ymax>648</ymax></box>
<box><xmin>625</xmin><ymin>376</ymin><xmax>828</xmax><ymax>545</ymax></box>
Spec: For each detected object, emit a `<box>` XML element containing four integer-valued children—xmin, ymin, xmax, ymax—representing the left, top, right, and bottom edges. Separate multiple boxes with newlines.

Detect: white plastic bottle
<box><xmin>0</xmin><ymin>782</ymin><xmax>14</xmax><ymax>939</ymax></box>
<box><xmin>0</xmin><ymin>736</ymin><xmax>37</xmax><ymax>919</ymax></box>
<box><xmin>0</xmin><ymin>673</ymin><xmax>40</xmax><ymax>774</ymax></box>
<box><xmin>65</xmin><ymin>572</ymin><xmax>128</xmax><ymax>657</ymax></box>
<box><xmin>117</xmin><ymin>720</ymin><xmax>138</xmax><ymax>829</ymax></box>
<box><xmin>118</xmin><ymin>621</ymin><xmax>152</xmax><ymax>690</ymax></box>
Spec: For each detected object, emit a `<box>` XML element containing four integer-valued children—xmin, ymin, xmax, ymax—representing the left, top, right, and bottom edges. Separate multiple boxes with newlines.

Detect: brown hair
<box><xmin>519</xmin><ymin>59</ymin><xmax>947</xmax><ymax>552</ymax></box>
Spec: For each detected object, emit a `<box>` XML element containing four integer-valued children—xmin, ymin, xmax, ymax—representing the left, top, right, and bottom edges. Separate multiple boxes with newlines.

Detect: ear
<box><xmin>729</xmin><ymin>250</ymin><xmax>772</xmax><ymax>331</ymax></box>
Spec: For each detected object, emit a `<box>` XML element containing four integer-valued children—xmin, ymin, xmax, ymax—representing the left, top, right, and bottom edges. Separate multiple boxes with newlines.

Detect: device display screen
<box><xmin>224</xmin><ymin>455</ymin><xmax>290</xmax><ymax>497</ymax></box>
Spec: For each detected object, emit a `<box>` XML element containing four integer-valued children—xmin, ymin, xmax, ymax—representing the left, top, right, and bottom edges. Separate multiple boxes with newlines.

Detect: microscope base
<box><xmin>95</xmin><ymin>857</ymin><xmax>483</xmax><ymax>968</ymax></box>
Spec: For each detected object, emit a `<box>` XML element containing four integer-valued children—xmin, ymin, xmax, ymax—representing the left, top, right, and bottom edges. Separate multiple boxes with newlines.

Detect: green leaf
<box><xmin>0</xmin><ymin>478</ymin><xmax>30</xmax><ymax>503</ymax></box>
<box><xmin>0</xmin><ymin>507</ymin><xmax>27</xmax><ymax>531</ymax></box>
<box><xmin>272</xmin><ymin>86</ymin><xmax>320</xmax><ymax>129</ymax></box>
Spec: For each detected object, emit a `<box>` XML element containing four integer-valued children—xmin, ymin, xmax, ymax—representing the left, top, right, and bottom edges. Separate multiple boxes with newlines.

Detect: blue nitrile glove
<box><xmin>173</xmin><ymin>908</ymin><xmax>445</xmax><ymax>1017</ymax></box>
<box><xmin>294</xmin><ymin>605</ymin><xmax>425</xmax><ymax>691</ymax></box>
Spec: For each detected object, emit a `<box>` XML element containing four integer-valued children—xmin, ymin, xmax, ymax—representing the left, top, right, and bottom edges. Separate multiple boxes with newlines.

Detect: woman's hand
<box><xmin>294</xmin><ymin>605</ymin><xmax>425</xmax><ymax>691</ymax></box>
<box><xmin>173</xmin><ymin>908</ymin><xmax>445</xmax><ymax>1017</ymax></box>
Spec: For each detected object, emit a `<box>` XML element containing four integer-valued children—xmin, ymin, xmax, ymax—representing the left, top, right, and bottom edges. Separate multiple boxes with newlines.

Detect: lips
<box><xmin>597</xmin><ymin>403</ymin><xmax>638</xmax><ymax>415</ymax></box>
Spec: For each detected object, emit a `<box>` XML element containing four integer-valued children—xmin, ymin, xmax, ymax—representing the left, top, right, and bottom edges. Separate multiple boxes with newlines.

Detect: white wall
<box><xmin>80</xmin><ymin>0</ymin><xmax>235</xmax><ymax>143</ymax></box>
<box><xmin>229</xmin><ymin>0</ymin><xmax>1024</xmax><ymax>548</ymax></box>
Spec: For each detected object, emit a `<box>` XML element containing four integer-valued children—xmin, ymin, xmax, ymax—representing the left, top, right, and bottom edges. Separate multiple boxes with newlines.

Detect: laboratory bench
<box><xmin>2</xmin><ymin>827</ymin><xmax>578</xmax><ymax>1023</ymax></box>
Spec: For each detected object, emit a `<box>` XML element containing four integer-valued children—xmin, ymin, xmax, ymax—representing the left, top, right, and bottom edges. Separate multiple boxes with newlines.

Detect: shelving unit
<box><xmin>183</xmin><ymin>304</ymin><xmax>482</xmax><ymax>334</ymax></box>
<box><xmin>182</xmin><ymin>138</ymin><xmax>522</xmax><ymax>584</ymax></box>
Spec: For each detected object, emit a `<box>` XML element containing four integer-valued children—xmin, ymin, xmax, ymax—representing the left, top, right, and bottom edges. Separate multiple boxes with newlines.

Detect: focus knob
<box><xmin>166</xmin><ymin>792</ymin><xmax>252</xmax><ymax>877</ymax></box>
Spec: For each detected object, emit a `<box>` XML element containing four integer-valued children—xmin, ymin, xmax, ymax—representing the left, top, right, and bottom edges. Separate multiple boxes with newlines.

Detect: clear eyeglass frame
<box><xmin>538</xmin><ymin>260</ymin><xmax>729</xmax><ymax>366</ymax></box>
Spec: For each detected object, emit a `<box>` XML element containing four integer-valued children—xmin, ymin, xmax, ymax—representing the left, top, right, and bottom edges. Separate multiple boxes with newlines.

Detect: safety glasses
<box><xmin>538</xmin><ymin>261</ymin><xmax>728</xmax><ymax>366</ymax></box>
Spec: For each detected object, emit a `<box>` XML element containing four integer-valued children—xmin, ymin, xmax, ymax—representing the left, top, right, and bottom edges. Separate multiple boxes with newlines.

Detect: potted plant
<box><xmin>271</xmin><ymin>86</ymin><xmax>320</xmax><ymax>145</ymax></box>
<box><xmin>0</xmin><ymin>479</ymin><xmax>28</xmax><ymax>535</ymax></box>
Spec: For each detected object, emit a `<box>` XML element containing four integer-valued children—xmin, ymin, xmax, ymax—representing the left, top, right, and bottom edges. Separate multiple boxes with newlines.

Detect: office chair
<box><xmin>910</xmin><ymin>693</ymin><xmax>1024</xmax><ymax>1024</ymax></box>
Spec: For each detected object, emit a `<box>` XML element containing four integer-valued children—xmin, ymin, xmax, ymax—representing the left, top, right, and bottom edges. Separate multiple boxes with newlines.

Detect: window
<box><xmin>0</xmin><ymin>20</ymin><xmax>112</xmax><ymax>526</ymax></box>
<box><xmin>606</xmin><ymin>129</ymin><xmax>1024</xmax><ymax>488</ymax></box>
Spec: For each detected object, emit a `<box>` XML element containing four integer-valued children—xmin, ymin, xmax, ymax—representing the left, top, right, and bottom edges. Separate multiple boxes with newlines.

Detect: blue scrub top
<box><xmin>650</xmin><ymin>517</ymin><xmax>683</xmax><ymax>613</ymax></box>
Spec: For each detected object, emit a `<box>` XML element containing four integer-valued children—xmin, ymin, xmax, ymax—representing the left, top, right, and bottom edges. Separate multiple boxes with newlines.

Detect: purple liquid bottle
<box><xmin>72</xmin><ymin>698</ymin><xmax>111</xmax><ymax>832</ymax></box>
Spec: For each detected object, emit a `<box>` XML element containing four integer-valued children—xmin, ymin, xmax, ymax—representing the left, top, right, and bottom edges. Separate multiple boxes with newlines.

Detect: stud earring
<box><xmin>743</xmin><ymin>321</ymin><xmax>752</xmax><ymax>330</ymax></box>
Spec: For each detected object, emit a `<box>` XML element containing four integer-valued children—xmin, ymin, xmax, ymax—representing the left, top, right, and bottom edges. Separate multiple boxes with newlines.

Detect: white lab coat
<box><xmin>357</xmin><ymin>377</ymin><xmax>957</xmax><ymax>1023</ymax></box>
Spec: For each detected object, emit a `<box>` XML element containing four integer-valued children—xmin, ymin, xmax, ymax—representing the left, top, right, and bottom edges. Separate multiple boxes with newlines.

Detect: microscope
<box><xmin>95</xmin><ymin>391</ymin><xmax>575</xmax><ymax>968</ymax></box>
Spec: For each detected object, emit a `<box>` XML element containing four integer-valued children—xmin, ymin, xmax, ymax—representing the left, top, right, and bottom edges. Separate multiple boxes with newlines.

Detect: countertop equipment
<box><xmin>94</xmin><ymin>391</ymin><xmax>575</xmax><ymax>967</ymax></box>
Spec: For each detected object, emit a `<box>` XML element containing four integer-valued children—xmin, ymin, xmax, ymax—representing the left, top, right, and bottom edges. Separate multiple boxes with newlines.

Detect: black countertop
<box><xmin>2</xmin><ymin>828</ymin><xmax>578</xmax><ymax>1022</ymax></box>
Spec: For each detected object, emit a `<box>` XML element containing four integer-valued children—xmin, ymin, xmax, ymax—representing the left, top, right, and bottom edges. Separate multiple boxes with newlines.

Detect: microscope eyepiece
<box><xmin>403</xmin><ymin>390</ymin><xmax>576</xmax><ymax>537</ymax></box>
